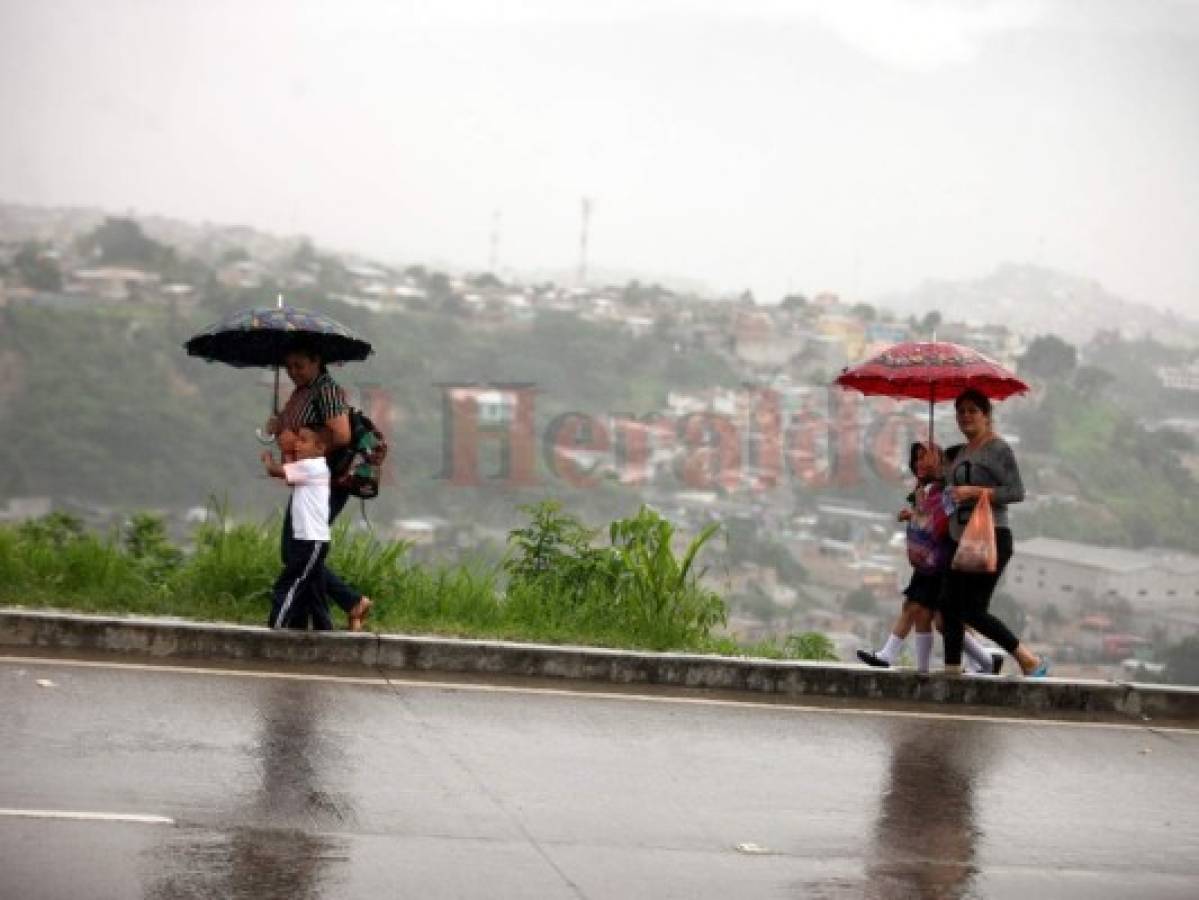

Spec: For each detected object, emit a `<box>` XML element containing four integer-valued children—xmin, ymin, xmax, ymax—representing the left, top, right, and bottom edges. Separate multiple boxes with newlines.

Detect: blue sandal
<box><xmin>1029</xmin><ymin>658</ymin><xmax>1052</xmax><ymax>678</ymax></box>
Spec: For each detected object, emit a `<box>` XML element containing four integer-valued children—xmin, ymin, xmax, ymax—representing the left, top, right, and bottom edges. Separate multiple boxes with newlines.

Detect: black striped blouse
<box><xmin>279</xmin><ymin>372</ymin><xmax>348</xmax><ymax>432</ymax></box>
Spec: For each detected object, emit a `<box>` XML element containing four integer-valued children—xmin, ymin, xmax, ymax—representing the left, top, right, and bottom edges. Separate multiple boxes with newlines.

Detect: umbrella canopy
<box><xmin>833</xmin><ymin>340</ymin><xmax>1028</xmax><ymax>444</ymax></box>
<box><xmin>834</xmin><ymin>341</ymin><xmax>1027</xmax><ymax>403</ymax></box>
<box><xmin>184</xmin><ymin>305</ymin><xmax>373</xmax><ymax>369</ymax></box>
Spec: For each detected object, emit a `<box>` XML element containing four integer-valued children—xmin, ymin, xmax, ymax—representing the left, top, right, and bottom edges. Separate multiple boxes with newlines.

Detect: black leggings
<box><xmin>940</xmin><ymin>528</ymin><xmax>1019</xmax><ymax>665</ymax></box>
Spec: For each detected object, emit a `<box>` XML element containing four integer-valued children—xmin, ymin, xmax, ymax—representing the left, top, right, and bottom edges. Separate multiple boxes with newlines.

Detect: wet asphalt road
<box><xmin>1</xmin><ymin>656</ymin><xmax>1197</xmax><ymax>900</ymax></box>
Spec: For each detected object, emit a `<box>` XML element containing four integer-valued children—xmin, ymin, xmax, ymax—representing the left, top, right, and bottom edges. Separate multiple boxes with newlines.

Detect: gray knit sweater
<box><xmin>945</xmin><ymin>437</ymin><xmax>1025</xmax><ymax>541</ymax></box>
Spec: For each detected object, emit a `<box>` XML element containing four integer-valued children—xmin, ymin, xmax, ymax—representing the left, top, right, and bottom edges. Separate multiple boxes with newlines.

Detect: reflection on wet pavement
<box><xmin>3</xmin><ymin>658</ymin><xmax>1198</xmax><ymax>899</ymax></box>
<box><xmin>865</xmin><ymin>721</ymin><xmax>992</xmax><ymax>899</ymax></box>
<box><xmin>146</xmin><ymin>681</ymin><xmax>351</xmax><ymax>900</ymax></box>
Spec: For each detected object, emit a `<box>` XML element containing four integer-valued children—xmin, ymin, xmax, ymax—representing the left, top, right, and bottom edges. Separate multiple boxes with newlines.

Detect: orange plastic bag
<box><xmin>951</xmin><ymin>491</ymin><xmax>998</xmax><ymax>573</ymax></box>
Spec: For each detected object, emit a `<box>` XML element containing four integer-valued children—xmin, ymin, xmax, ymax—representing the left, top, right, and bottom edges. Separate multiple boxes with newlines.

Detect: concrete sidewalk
<box><xmin>3</xmin><ymin>608</ymin><xmax>1197</xmax><ymax>723</ymax></box>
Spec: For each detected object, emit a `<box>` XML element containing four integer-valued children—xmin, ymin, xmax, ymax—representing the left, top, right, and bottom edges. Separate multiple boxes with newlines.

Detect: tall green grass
<box><xmin>0</xmin><ymin>503</ymin><xmax>834</xmax><ymax>659</ymax></box>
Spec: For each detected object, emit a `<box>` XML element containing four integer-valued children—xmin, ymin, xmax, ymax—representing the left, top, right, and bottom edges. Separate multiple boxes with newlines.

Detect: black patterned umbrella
<box><xmin>184</xmin><ymin>303</ymin><xmax>373</xmax><ymax>368</ymax></box>
<box><xmin>185</xmin><ymin>300</ymin><xmax>373</xmax><ymax>425</ymax></box>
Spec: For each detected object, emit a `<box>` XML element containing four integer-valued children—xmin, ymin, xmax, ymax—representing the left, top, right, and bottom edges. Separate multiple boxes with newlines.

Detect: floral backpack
<box><xmin>330</xmin><ymin>409</ymin><xmax>388</xmax><ymax>500</ymax></box>
<box><xmin>906</xmin><ymin>481</ymin><xmax>952</xmax><ymax>574</ymax></box>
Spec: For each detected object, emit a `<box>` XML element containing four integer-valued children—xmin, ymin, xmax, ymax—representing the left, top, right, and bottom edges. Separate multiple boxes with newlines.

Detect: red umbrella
<box><xmin>833</xmin><ymin>340</ymin><xmax>1028</xmax><ymax>444</ymax></box>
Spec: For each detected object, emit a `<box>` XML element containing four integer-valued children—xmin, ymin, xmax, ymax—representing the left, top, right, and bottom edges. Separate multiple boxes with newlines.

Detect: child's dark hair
<box><xmin>298</xmin><ymin>424</ymin><xmax>327</xmax><ymax>447</ymax></box>
<box><xmin>908</xmin><ymin>441</ymin><xmax>944</xmax><ymax>477</ymax></box>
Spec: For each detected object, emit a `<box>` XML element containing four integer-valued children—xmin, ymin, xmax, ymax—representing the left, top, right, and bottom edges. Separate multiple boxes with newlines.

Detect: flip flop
<box><xmin>348</xmin><ymin>597</ymin><xmax>373</xmax><ymax>632</ymax></box>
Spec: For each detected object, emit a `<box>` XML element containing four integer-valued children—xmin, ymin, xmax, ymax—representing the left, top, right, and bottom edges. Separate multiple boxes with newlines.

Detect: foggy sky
<box><xmin>2</xmin><ymin>0</ymin><xmax>1197</xmax><ymax>314</ymax></box>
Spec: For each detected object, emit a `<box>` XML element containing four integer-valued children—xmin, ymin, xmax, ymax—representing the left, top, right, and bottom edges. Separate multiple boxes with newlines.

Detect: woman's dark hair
<box><xmin>954</xmin><ymin>388</ymin><xmax>992</xmax><ymax>417</ymax></box>
<box><xmin>283</xmin><ymin>335</ymin><xmax>328</xmax><ymax>374</ymax></box>
<box><xmin>908</xmin><ymin>442</ymin><xmax>923</xmax><ymax>476</ymax></box>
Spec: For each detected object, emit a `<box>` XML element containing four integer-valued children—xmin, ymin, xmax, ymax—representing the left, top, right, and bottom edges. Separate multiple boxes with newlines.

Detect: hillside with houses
<box><xmin>3</xmin><ymin>202</ymin><xmax>1199</xmax><ymax>679</ymax></box>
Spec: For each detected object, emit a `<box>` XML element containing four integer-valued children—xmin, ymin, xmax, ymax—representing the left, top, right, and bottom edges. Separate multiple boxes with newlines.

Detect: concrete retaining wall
<box><xmin>3</xmin><ymin>609</ymin><xmax>1198</xmax><ymax>722</ymax></box>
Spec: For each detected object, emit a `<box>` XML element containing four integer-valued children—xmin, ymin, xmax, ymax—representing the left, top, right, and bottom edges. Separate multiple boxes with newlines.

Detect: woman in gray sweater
<box><xmin>940</xmin><ymin>389</ymin><xmax>1050</xmax><ymax>677</ymax></box>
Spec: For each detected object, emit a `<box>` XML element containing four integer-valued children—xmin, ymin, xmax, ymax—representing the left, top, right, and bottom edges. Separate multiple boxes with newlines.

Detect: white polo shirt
<box><xmin>284</xmin><ymin>457</ymin><xmax>331</xmax><ymax>542</ymax></box>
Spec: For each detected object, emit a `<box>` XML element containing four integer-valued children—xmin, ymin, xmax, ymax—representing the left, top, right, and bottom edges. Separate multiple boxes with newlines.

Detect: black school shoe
<box><xmin>857</xmin><ymin>649</ymin><xmax>891</xmax><ymax>668</ymax></box>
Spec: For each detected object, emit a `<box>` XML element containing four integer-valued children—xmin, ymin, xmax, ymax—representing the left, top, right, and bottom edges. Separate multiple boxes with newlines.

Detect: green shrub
<box><xmin>502</xmin><ymin>501</ymin><xmax>726</xmax><ymax>650</ymax></box>
<box><xmin>0</xmin><ymin>503</ymin><xmax>838</xmax><ymax>659</ymax></box>
<box><xmin>168</xmin><ymin>511</ymin><xmax>278</xmax><ymax>620</ymax></box>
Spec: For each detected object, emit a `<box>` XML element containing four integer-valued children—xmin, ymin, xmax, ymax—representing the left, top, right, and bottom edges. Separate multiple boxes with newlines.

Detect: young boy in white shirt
<box><xmin>261</xmin><ymin>425</ymin><xmax>333</xmax><ymax>630</ymax></box>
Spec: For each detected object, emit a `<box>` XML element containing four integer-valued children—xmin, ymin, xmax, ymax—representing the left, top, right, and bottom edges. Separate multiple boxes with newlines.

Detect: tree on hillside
<box><xmin>919</xmin><ymin>310</ymin><xmax>942</xmax><ymax>336</ymax></box>
<box><xmin>77</xmin><ymin>217</ymin><xmax>173</xmax><ymax>269</ymax></box>
<box><xmin>469</xmin><ymin>272</ymin><xmax>503</xmax><ymax>289</ymax></box>
<box><xmin>13</xmin><ymin>242</ymin><xmax>62</xmax><ymax>291</ymax></box>
<box><xmin>290</xmin><ymin>239</ymin><xmax>317</xmax><ymax>270</ymax></box>
<box><xmin>1157</xmin><ymin>427</ymin><xmax>1197</xmax><ymax>454</ymax></box>
<box><xmin>219</xmin><ymin>246</ymin><xmax>250</xmax><ymax>265</ymax></box>
<box><xmin>780</xmin><ymin>293</ymin><xmax>808</xmax><ymax>311</ymax></box>
<box><xmin>427</xmin><ymin>271</ymin><xmax>453</xmax><ymax>301</ymax></box>
<box><xmin>1018</xmin><ymin>335</ymin><xmax>1077</xmax><ymax>381</ymax></box>
<box><xmin>851</xmin><ymin>302</ymin><xmax>876</xmax><ymax>322</ymax></box>
<box><xmin>1072</xmin><ymin>365</ymin><xmax>1114</xmax><ymax>398</ymax></box>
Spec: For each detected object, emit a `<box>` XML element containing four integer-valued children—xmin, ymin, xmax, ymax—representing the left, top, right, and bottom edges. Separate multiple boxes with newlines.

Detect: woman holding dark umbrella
<box><xmin>939</xmin><ymin>388</ymin><xmax>1048</xmax><ymax>677</ymax></box>
<box><xmin>265</xmin><ymin>335</ymin><xmax>373</xmax><ymax>631</ymax></box>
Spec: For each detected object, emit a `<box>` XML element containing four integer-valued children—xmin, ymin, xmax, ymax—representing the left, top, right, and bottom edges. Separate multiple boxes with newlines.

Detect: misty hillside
<box><xmin>0</xmin><ymin>202</ymin><xmax>308</xmax><ymax>271</ymax></box>
<box><xmin>4</xmin><ymin>203</ymin><xmax>1199</xmax><ymax>557</ymax></box>
<box><xmin>880</xmin><ymin>263</ymin><xmax>1199</xmax><ymax>347</ymax></box>
<box><xmin>0</xmin><ymin>296</ymin><xmax>739</xmax><ymax>531</ymax></box>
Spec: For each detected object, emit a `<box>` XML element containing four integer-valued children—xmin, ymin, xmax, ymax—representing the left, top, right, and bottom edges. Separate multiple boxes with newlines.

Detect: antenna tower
<box><xmin>489</xmin><ymin>209</ymin><xmax>501</xmax><ymax>275</ymax></box>
<box><xmin>577</xmin><ymin>197</ymin><xmax>592</xmax><ymax>286</ymax></box>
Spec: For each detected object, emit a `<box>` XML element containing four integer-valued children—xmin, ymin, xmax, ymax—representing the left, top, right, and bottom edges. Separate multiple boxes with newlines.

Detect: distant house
<box><xmin>799</xmin><ymin>333</ymin><xmax>849</xmax><ymax>374</ymax></box>
<box><xmin>216</xmin><ymin>259</ymin><xmax>267</xmax><ymax>290</ymax></box>
<box><xmin>816</xmin><ymin>503</ymin><xmax>894</xmax><ymax>542</ymax></box>
<box><xmin>161</xmin><ymin>283</ymin><xmax>196</xmax><ymax>306</ymax></box>
<box><xmin>445</xmin><ymin>388</ymin><xmax>518</xmax><ymax>426</ymax></box>
<box><xmin>70</xmin><ymin>266</ymin><xmax>160</xmax><ymax>301</ymax></box>
<box><xmin>0</xmin><ymin>496</ymin><xmax>52</xmax><ymax>523</ymax></box>
<box><xmin>620</xmin><ymin>314</ymin><xmax>655</xmax><ymax>337</ymax></box>
<box><xmin>732</xmin><ymin>310</ymin><xmax>803</xmax><ymax>368</ymax></box>
<box><xmin>345</xmin><ymin>263</ymin><xmax>389</xmax><ymax>282</ymax></box>
<box><xmin>1009</xmin><ymin>536</ymin><xmax>1199</xmax><ymax>616</ymax></box>
<box><xmin>392</xmin><ymin>284</ymin><xmax>429</xmax><ymax>305</ymax></box>
<box><xmin>865</xmin><ymin>322</ymin><xmax>909</xmax><ymax>346</ymax></box>
<box><xmin>392</xmin><ymin>517</ymin><xmax>450</xmax><ymax>547</ymax></box>
<box><xmin>1157</xmin><ymin>363</ymin><xmax>1199</xmax><ymax>393</ymax></box>
<box><xmin>284</xmin><ymin>270</ymin><xmax>318</xmax><ymax>290</ymax></box>
<box><xmin>816</xmin><ymin>314</ymin><xmax>867</xmax><ymax>364</ymax></box>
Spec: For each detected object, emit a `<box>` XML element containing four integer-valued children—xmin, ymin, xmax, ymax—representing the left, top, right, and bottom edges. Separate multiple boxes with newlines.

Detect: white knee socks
<box><xmin>914</xmin><ymin>632</ymin><xmax>934</xmax><ymax>673</ymax></box>
<box><xmin>963</xmin><ymin>632</ymin><xmax>994</xmax><ymax>673</ymax></box>
<box><xmin>878</xmin><ymin>633</ymin><xmax>905</xmax><ymax>664</ymax></box>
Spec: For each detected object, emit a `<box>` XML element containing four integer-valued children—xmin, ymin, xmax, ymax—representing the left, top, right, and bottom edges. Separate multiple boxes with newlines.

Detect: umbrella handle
<box><xmin>259</xmin><ymin>365</ymin><xmax>282</xmax><ymax>445</ymax></box>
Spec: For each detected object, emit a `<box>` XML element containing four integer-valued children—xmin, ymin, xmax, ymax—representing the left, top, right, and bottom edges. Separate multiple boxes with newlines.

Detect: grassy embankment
<box><xmin>0</xmin><ymin>502</ymin><xmax>835</xmax><ymax>661</ymax></box>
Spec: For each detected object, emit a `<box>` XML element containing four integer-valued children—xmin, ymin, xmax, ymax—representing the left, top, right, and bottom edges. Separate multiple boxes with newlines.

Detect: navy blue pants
<box><xmin>281</xmin><ymin>490</ymin><xmax>361</xmax><ymax>614</ymax></box>
<box><xmin>270</xmin><ymin>539</ymin><xmax>332</xmax><ymax>630</ymax></box>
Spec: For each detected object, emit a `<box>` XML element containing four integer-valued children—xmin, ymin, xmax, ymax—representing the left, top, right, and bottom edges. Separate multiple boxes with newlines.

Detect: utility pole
<box><xmin>577</xmin><ymin>197</ymin><xmax>592</xmax><ymax>287</ymax></box>
<box><xmin>489</xmin><ymin>209</ymin><xmax>501</xmax><ymax>275</ymax></box>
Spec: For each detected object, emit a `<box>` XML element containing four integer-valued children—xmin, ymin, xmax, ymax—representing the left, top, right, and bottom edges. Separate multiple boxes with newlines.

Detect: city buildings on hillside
<box><xmin>1156</xmin><ymin>362</ymin><xmax>1199</xmax><ymax>393</ymax></box>
<box><xmin>1009</xmin><ymin>536</ymin><xmax>1199</xmax><ymax>623</ymax></box>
